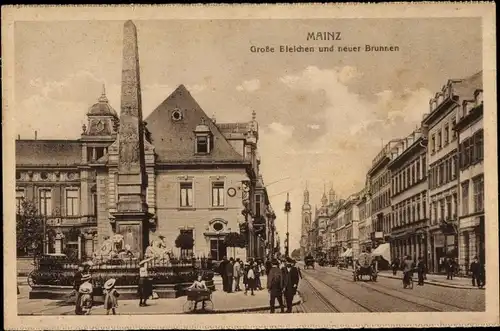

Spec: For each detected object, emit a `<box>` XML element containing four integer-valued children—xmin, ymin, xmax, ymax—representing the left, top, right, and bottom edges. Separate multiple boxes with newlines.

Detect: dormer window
<box><xmin>194</xmin><ymin>117</ymin><xmax>213</xmax><ymax>154</ymax></box>
<box><xmin>197</xmin><ymin>136</ymin><xmax>209</xmax><ymax>153</ymax></box>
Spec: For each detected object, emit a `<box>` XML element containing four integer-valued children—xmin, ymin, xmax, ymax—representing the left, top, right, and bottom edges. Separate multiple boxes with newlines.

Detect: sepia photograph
<box><xmin>2</xmin><ymin>3</ymin><xmax>498</xmax><ymax>329</ymax></box>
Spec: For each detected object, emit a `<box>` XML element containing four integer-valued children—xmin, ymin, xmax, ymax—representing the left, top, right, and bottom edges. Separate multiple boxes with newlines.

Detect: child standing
<box><xmin>103</xmin><ymin>278</ymin><xmax>120</xmax><ymax>315</ymax></box>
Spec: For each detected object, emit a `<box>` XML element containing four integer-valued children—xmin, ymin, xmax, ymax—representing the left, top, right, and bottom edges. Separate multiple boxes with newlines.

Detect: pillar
<box><xmin>77</xmin><ymin>235</ymin><xmax>82</xmax><ymax>260</ymax></box>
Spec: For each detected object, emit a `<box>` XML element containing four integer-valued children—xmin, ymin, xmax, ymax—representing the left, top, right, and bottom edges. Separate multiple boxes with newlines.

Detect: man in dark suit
<box><xmin>219</xmin><ymin>256</ymin><xmax>228</xmax><ymax>292</ymax></box>
<box><xmin>267</xmin><ymin>260</ymin><xmax>284</xmax><ymax>313</ymax></box>
<box><xmin>226</xmin><ymin>258</ymin><xmax>234</xmax><ymax>293</ymax></box>
<box><xmin>283</xmin><ymin>259</ymin><xmax>300</xmax><ymax>313</ymax></box>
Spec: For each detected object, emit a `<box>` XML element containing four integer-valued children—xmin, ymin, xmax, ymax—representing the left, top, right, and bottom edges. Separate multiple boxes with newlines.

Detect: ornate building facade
<box><xmin>388</xmin><ymin>129</ymin><xmax>428</xmax><ymax>263</ymax></box>
<box><xmin>15</xmin><ymin>21</ymin><xmax>275</xmax><ymax>262</ymax></box>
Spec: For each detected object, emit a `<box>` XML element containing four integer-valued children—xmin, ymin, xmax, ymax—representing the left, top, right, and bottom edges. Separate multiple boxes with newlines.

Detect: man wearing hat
<box><xmin>104</xmin><ymin>278</ymin><xmax>120</xmax><ymax>315</ymax></box>
<box><xmin>470</xmin><ymin>256</ymin><xmax>480</xmax><ymax>287</ymax></box>
<box><xmin>267</xmin><ymin>259</ymin><xmax>284</xmax><ymax>313</ymax></box>
<box><xmin>283</xmin><ymin>259</ymin><xmax>300</xmax><ymax>313</ymax></box>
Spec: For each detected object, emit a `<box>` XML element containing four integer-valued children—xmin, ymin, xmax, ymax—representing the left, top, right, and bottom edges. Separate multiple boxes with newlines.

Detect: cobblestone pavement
<box><xmin>298</xmin><ymin>266</ymin><xmax>485</xmax><ymax>313</ymax></box>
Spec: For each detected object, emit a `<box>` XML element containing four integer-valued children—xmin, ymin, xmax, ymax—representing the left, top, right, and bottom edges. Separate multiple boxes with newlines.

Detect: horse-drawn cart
<box><xmin>304</xmin><ymin>255</ymin><xmax>315</xmax><ymax>269</ymax></box>
<box><xmin>353</xmin><ymin>252</ymin><xmax>377</xmax><ymax>281</ymax></box>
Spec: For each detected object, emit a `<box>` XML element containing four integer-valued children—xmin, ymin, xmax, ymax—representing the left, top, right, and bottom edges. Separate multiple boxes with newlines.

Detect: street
<box><xmin>296</xmin><ymin>265</ymin><xmax>485</xmax><ymax>313</ymax></box>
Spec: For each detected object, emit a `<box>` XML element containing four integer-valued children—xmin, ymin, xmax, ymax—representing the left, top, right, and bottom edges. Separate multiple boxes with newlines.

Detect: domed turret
<box><xmin>87</xmin><ymin>85</ymin><xmax>118</xmax><ymax>117</ymax></box>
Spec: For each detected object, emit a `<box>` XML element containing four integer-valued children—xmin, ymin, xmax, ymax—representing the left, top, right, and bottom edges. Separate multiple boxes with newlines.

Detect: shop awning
<box><xmin>372</xmin><ymin>243</ymin><xmax>391</xmax><ymax>261</ymax></box>
<box><xmin>341</xmin><ymin>248</ymin><xmax>352</xmax><ymax>257</ymax></box>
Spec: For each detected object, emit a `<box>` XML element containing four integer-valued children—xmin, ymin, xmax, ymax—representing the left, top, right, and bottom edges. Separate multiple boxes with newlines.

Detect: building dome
<box><xmin>194</xmin><ymin>117</ymin><xmax>211</xmax><ymax>133</ymax></box>
<box><xmin>87</xmin><ymin>86</ymin><xmax>118</xmax><ymax>117</ymax></box>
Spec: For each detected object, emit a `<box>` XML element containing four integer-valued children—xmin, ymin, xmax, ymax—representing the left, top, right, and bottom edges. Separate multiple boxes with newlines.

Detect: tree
<box><xmin>175</xmin><ymin>231</ymin><xmax>194</xmax><ymax>257</ymax></box>
<box><xmin>224</xmin><ymin>232</ymin><xmax>247</xmax><ymax>259</ymax></box>
<box><xmin>16</xmin><ymin>199</ymin><xmax>45</xmax><ymax>256</ymax></box>
<box><xmin>224</xmin><ymin>232</ymin><xmax>247</xmax><ymax>248</ymax></box>
<box><xmin>290</xmin><ymin>248</ymin><xmax>301</xmax><ymax>260</ymax></box>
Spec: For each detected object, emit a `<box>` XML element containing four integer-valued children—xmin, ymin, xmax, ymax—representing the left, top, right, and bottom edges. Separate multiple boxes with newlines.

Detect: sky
<box><xmin>14</xmin><ymin>18</ymin><xmax>482</xmax><ymax>251</ymax></box>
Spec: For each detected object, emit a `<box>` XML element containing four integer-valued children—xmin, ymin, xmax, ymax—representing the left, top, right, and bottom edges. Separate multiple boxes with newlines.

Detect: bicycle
<box><xmin>402</xmin><ymin>271</ymin><xmax>414</xmax><ymax>289</ymax></box>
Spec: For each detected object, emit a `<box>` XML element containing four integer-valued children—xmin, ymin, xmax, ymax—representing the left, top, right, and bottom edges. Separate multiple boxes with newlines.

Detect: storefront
<box><xmin>430</xmin><ymin>230</ymin><xmax>458</xmax><ymax>273</ymax></box>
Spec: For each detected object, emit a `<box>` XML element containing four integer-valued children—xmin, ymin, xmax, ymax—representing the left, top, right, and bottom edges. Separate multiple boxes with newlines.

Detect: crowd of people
<box><xmin>391</xmin><ymin>255</ymin><xmax>485</xmax><ymax>288</ymax></box>
<box><xmin>217</xmin><ymin>256</ymin><xmax>302</xmax><ymax>313</ymax></box>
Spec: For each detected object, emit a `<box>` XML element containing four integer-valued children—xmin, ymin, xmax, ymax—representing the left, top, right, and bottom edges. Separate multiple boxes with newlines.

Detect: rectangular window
<box><xmin>91</xmin><ymin>192</ymin><xmax>97</xmax><ymax>216</ymax></box>
<box><xmin>255</xmin><ymin>194</ymin><xmax>261</xmax><ymax>217</ymax></box>
<box><xmin>422</xmin><ymin>155</ymin><xmax>427</xmax><ymax>178</ymax></box>
<box><xmin>451</xmin><ymin>119</ymin><xmax>457</xmax><ymax>140</ymax></box>
<box><xmin>180</xmin><ymin>182</ymin><xmax>193</xmax><ymax>207</ymax></box>
<box><xmin>211</xmin><ymin>182</ymin><xmax>225</xmax><ymax>207</ymax></box>
<box><xmin>475</xmin><ymin>130</ymin><xmax>484</xmax><ymax>162</ymax></box>
<box><xmin>411</xmin><ymin>163</ymin><xmax>415</xmax><ymax>185</ymax></box>
<box><xmin>439</xmin><ymin>199</ymin><xmax>445</xmax><ymax>222</ymax></box>
<box><xmin>452</xmin><ymin>193</ymin><xmax>458</xmax><ymax>219</ymax></box>
<box><xmin>473</xmin><ymin>176</ymin><xmax>484</xmax><ymax>213</ymax></box>
<box><xmin>416</xmin><ymin>200</ymin><xmax>421</xmax><ymax>220</ymax></box>
<box><xmin>446</xmin><ymin>196</ymin><xmax>452</xmax><ymax>220</ymax></box>
<box><xmin>468</xmin><ymin>138</ymin><xmax>474</xmax><ymax>166</ymax></box>
<box><xmin>66</xmin><ymin>189</ymin><xmax>79</xmax><ymax>216</ymax></box>
<box><xmin>179</xmin><ymin>229</ymin><xmax>194</xmax><ymax>258</ymax></box>
<box><xmin>16</xmin><ymin>189</ymin><xmax>25</xmax><ymax>213</ymax></box>
<box><xmin>416</xmin><ymin>159</ymin><xmax>421</xmax><ymax>181</ymax></box>
<box><xmin>431</xmin><ymin>134</ymin><xmax>436</xmax><ymax>153</ymax></box>
<box><xmin>461</xmin><ymin>181</ymin><xmax>469</xmax><ymax>215</ymax></box>
<box><xmin>437</xmin><ymin>131</ymin><xmax>442</xmax><ymax>149</ymax></box>
<box><xmin>451</xmin><ymin>154</ymin><xmax>458</xmax><ymax>180</ymax></box>
<box><xmin>432</xmin><ymin>202</ymin><xmax>437</xmax><ymax>224</ymax></box>
<box><xmin>444</xmin><ymin>125</ymin><xmax>449</xmax><ymax>145</ymax></box>
<box><xmin>196</xmin><ymin>136</ymin><xmax>208</xmax><ymax>154</ymax></box>
<box><xmin>39</xmin><ymin>188</ymin><xmax>52</xmax><ymax>216</ymax></box>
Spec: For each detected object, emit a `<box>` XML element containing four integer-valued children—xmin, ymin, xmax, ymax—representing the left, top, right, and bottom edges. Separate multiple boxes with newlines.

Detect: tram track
<box><xmin>301</xmin><ymin>277</ymin><xmax>340</xmax><ymax>312</ymax></box>
<box><xmin>312</xmin><ymin>268</ymin><xmax>467</xmax><ymax>312</ymax></box>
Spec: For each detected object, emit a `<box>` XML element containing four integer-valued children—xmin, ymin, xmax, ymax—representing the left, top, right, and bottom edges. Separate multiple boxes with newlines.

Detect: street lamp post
<box><xmin>284</xmin><ymin>193</ymin><xmax>291</xmax><ymax>257</ymax></box>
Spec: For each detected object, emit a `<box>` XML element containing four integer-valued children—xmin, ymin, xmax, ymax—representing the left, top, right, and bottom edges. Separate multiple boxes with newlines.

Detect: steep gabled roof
<box><xmin>453</xmin><ymin>71</ymin><xmax>483</xmax><ymax>100</ymax></box>
<box><xmin>16</xmin><ymin>140</ymin><xmax>82</xmax><ymax>167</ymax></box>
<box><xmin>145</xmin><ymin>85</ymin><xmax>246</xmax><ymax>164</ymax></box>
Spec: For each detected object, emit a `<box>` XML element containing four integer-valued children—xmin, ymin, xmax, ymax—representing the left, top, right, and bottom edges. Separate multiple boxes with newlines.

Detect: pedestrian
<box><xmin>103</xmin><ymin>278</ymin><xmax>120</xmax><ymax>315</ymax></box>
<box><xmin>267</xmin><ymin>259</ymin><xmax>284</xmax><ymax>313</ymax></box>
<box><xmin>391</xmin><ymin>257</ymin><xmax>399</xmax><ymax>276</ymax></box>
<box><xmin>289</xmin><ymin>259</ymin><xmax>302</xmax><ymax>280</ymax></box>
<box><xmin>138</xmin><ymin>258</ymin><xmax>153</xmax><ymax>307</ymax></box>
<box><xmin>233</xmin><ymin>258</ymin><xmax>242</xmax><ymax>291</ymax></box>
<box><xmin>254</xmin><ymin>262</ymin><xmax>262</xmax><ymax>290</ymax></box>
<box><xmin>402</xmin><ymin>255</ymin><xmax>414</xmax><ymax>288</ymax></box>
<box><xmin>446</xmin><ymin>257</ymin><xmax>455</xmax><ymax>280</ymax></box>
<box><xmin>283</xmin><ymin>259</ymin><xmax>300</xmax><ymax>313</ymax></box>
<box><xmin>246</xmin><ymin>261</ymin><xmax>256</xmax><ymax>296</ymax></box>
<box><xmin>265</xmin><ymin>259</ymin><xmax>272</xmax><ymax>275</ymax></box>
<box><xmin>73</xmin><ymin>265</ymin><xmax>85</xmax><ymax>315</ymax></box>
<box><xmin>470</xmin><ymin>256</ymin><xmax>480</xmax><ymax>287</ymax></box>
<box><xmin>416</xmin><ymin>256</ymin><xmax>426</xmax><ymax>286</ymax></box>
<box><xmin>76</xmin><ymin>273</ymin><xmax>93</xmax><ymax>315</ymax></box>
<box><xmin>243</xmin><ymin>262</ymin><xmax>250</xmax><ymax>294</ymax></box>
<box><xmin>478</xmin><ymin>261</ymin><xmax>486</xmax><ymax>288</ymax></box>
<box><xmin>219</xmin><ymin>256</ymin><xmax>229</xmax><ymax>292</ymax></box>
<box><xmin>226</xmin><ymin>257</ymin><xmax>234</xmax><ymax>293</ymax></box>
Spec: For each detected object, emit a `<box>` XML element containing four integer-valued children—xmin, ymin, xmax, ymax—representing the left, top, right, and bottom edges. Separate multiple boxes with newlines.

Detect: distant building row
<box><xmin>301</xmin><ymin>71</ymin><xmax>484</xmax><ymax>274</ymax></box>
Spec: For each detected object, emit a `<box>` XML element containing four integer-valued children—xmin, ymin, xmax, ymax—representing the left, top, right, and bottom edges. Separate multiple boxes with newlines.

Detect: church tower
<box><xmin>300</xmin><ymin>182</ymin><xmax>312</xmax><ymax>258</ymax></box>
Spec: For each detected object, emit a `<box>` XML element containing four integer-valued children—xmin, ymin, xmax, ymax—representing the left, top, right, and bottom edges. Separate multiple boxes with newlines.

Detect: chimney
<box><xmin>35</xmin><ymin>131</ymin><xmax>37</xmax><ymax>140</ymax></box>
<box><xmin>17</xmin><ymin>134</ymin><xmax>20</xmax><ymax>140</ymax></box>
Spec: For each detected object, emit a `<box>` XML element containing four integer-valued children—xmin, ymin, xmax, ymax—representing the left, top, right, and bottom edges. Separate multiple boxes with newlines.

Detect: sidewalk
<box><xmin>325</xmin><ymin>266</ymin><xmax>482</xmax><ymax>290</ymax></box>
<box><xmin>17</xmin><ymin>276</ymin><xmax>302</xmax><ymax>315</ymax></box>
<box><xmin>376</xmin><ymin>270</ymin><xmax>483</xmax><ymax>290</ymax></box>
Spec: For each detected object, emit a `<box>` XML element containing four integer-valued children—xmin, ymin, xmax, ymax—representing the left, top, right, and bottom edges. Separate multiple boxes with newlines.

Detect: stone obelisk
<box><xmin>112</xmin><ymin>20</ymin><xmax>150</xmax><ymax>257</ymax></box>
